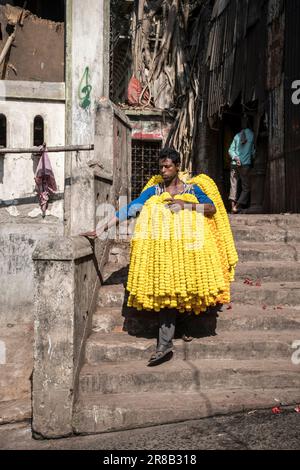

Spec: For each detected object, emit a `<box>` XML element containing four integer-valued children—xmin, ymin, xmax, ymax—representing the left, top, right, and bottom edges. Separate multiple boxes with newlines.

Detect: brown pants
<box><xmin>229</xmin><ymin>165</ymin><xmax>251</xmax><ymax>206</ymax></box>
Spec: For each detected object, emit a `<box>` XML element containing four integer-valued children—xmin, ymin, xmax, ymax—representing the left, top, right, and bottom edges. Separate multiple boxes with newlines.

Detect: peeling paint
<box><xmin>6</xmin><ymin>206</ymin><xmax>20</xmax><ymax>217</ymax></box>
<box><xmin>47</xmin><ymin>335</ymin><xmax>52</xmax><ymax>358</ymax></box>
<box><xmin>28</xmin><ymin>208</ymin><xmax>42</xmax><ymax>218</ymax></box>
<box><xmin>47</xmin><ymin>201</ymin><xmax>64</xmax><ymax>220</ymax></box>
<box><xmin>0</xmin><ymin>340</ymin><xmax>6</xmax><ymax>365</ymax></box>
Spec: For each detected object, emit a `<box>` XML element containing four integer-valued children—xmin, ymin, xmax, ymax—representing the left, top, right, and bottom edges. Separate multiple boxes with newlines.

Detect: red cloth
<box><xmin>127</xmin><ymin>75</ymin><xmax>150</xmax><ymax>105</ymax></box>
<box><xmin>34</xmin><ymin>147</ymin><xmax>57</xmax><ymax>215</ymax></box>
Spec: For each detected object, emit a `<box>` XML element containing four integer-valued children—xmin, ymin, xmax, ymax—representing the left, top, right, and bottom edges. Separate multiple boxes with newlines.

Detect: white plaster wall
<box><xmin>0</xmin><ymin>99</ymin><xmax>65</xmax><ymax>202</ymax></box>
<box><xmin>68</xmin><ymin>0</ymin><xmax>109</xmax><ymax>153</ymax></box>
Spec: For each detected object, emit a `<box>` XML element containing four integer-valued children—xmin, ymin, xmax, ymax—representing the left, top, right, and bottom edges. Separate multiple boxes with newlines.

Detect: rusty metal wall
<box><xmin>0</xmin><ymin>5</ymin><xmax>64</xmax><ymax>82</ymax></box>
<box><xmin>206</xmin><ymin>0</ymin><xmax>268</xmax><ymax>118</ymax></box>
<box><xmin>284</xmin><ymin>0</ymin><xmax>300</xmax><ymax>212</ymax></box>
<box><xmin>264</xmin><ymin>0</ymin><xmax>285</xmax><ymax>213</ymax></box>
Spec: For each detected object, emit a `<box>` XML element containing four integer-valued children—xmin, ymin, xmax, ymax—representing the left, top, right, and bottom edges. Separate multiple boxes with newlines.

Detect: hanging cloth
<box><xmin>34</xmin><ymin>146</ymin><xmax>57</xmax><ymax>216</ymax></box>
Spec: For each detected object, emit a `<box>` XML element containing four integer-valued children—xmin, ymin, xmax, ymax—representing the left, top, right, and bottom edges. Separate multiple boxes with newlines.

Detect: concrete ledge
<box><xmin>0</xmin><ymin>81</ymin><xmax>65</xmax><ymax>102</ymax></box>
<box><xmin>32</xmin><ymin>235</ymin><xmax>102</xmax><ymax>438</ymax></box>
<box><xmin>32</xmin><ymin>236</ymin><xmax>93</xmax><ymax>261</ymax></box>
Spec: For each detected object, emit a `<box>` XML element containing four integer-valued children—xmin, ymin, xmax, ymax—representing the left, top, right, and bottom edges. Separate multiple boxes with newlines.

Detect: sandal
<box><xmin>148</xmin><ymin>347</ymin><xmax>173</xmax><ymax>366</ymax></box>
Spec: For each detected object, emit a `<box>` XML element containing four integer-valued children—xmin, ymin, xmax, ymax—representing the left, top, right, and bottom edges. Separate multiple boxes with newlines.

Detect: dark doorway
<box><xmin>221</xmin><ymin>106</ymin><xmax>242</xmax><ymax>211</ymax></box>
<box><xmin>221</xmin><ymin>101</ymin><xmax>256</xmax><ymax>211</ymax></box>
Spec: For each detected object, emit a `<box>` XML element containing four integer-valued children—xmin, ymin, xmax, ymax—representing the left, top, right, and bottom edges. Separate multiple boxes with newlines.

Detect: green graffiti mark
<box><xmin>79</xmin><ymin>66</ymin><xmax>92</xmax><ymax>110</ymax></box>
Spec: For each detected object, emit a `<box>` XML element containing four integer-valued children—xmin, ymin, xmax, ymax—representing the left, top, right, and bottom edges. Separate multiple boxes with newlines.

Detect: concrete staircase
<box><xmin>73</xmin><ymin>215</ymin><xmax>300</xmax><ymax>434</ymax></box>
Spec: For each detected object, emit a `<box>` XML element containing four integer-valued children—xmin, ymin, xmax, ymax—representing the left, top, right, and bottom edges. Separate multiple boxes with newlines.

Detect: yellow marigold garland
<box><xmin>126</xmin><ymin>173</ymin><xmax>238</xmax><ymax>313</ymax></box>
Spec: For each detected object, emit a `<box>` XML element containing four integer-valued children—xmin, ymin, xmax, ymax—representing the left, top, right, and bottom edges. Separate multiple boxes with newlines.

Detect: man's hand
<box><xmin>80</xmin><ymin>229</ymin><xmax>97</xmax><ymax>239</ymax></box>
<box><xmin>165</xmin><ymin>198</ymin><xmax>186</xmax><ymax>213</ymax></box>
<box><xmin>80</xmin><ymin>222</ymin><xmax>108</xmax><ymax>239</ymax></box>
<box><xmin>235</xmin><ymin>157</ymin><xmax>241</xmax><ymax>166</ymax></box>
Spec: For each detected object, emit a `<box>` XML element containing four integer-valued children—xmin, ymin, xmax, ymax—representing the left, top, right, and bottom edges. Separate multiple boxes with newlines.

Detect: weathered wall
<box><xmin>0</xmin><ymin>223</ymin><xmax>63</xmax><ymax>323</ymax></box>
<box><xmin>67</xmin><ymin>96</ymin><xmax>131</xmax><ymax>236</ymax></box>
<box><xmin>65</xmin><ymin>0</ymin><xmax>110</xmax><ymax>235</ymax></box>
<box><xmin>0</xmin><ymin>4</ymin><xmax>64</xmax><ymax>82</ymax></box>
<box><xmin>125</xmin><ymin>110</ymin><xmax>173</xmax><ymax>144</ymax></box>
<box><xmin>0</xmin><ymin>81</ymin><xmax>65</xmax><ymax>324</ymax></box>
<box><xmin>94</xmin><ymin>99</ymin><xmax>132</xmax><ymax>202</ymax></box>
<box><xmin>0</xmin><ymin>81</ymin><xmax>65</xmax><ymax>221</ymax></box>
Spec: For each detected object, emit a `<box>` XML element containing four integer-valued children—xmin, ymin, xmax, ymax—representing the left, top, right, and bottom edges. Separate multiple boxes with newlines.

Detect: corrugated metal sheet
<box><xmin>266</xmin><ymin>14</ymin><xmax>284</xmax><ymax>91</ymax></box>
<box><xmin>269</xmin><ymin>158</ymin><xmax>286</xmax><ymax>213</ymax></box>
<box><xmin>284</xmin><ymin>0</ymin><xmax>300</xmax><ymax>212</ymax></box>
<box><xmin>206</xmin><ymin>0</ymin><xmax>267</xmax><ymax>118</ymax></box>
<box><xmin>211</xmin><ymin>0</ymin><xmax>231</xmax><ymax>20</ymax></box>
<box><xmin>268</xmin><ymin>0</ymin><xmax>284</xmax><ymax>24</ymax></box>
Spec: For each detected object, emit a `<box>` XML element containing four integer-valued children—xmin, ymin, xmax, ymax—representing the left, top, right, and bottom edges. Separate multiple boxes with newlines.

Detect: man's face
<box><xmin>159</xmin><ymin>158</ymin><xmax>179</xmax><ymax>182</ymax></box>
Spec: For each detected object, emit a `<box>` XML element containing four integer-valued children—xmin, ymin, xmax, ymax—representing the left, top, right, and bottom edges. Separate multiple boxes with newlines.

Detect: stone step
<box><xmin>97</xmin><ymin>284</ymin><xmax>126</xmax><ymax>308</ymax></box>
<box><xmin>73</xmin><ymin>387</ymin><xmax>300</xmax><ymax>435</ymax></box>
<box><xmin>102</xmin><ymin>260</ymin><xmax>300</xmax><ymax>284</ymax></box>
<box><xmin>102</xmin><ymin>264</ymin><xmax>128</xmax><ymax>285</ymax></box>
<box><xmin>108</xmin><ymin>243</ymin><xmax>130</xmax><ymax>266</ymax></box>
<box><xmin>231</xmin><ymin>281</ymin><xmax>300</xmax><ymax>306</ymax></box>
<box><xmin>92</xmin><ymin>307</ymin><xmax>126</xmax><ymax>334</ymax></box>
<box><xmin>0</xmin><ymin>398</ymin><xmax>31</xmax><ymax>425</ymax></box>
<box><xmin>213</xmin><ymin>304</ymin><xmax>300</xmax><ymax>331</ymax></box>
<box><xmin>236</xmin><ymin>242</ymin><xmax>299</xmax><ymax>262</ymax></box>
<box><xmin>229</xmin><ymin>214</ymin><xmax>300</xmax><ymax>227</ymax></box>
<box><xmin>97</xmin><ymin>280</ymin><xmax>300</xmax><ymax>309</ymax></box>
<box><xmin>85</xmin><ymin>330</ymin><xmax>297</xmax><ymax>364</ymax></box>
<box><xmin>0</xmin><ymin>323</ymin><xmax>33</xmax><ymax>403</ymax></box>
<box><xmin>93</xmin><ymin>305</ymin><xmax>159</xmax><ymax>335</ymax></box>
<box><xmin>93</xmin><ymin>304</ymin><xmax>300</xmax><ymax>335</ymax></box>
<box><xmin>79</xmin><ymin>359</ymin><xmax>300</xmax><ymax>395</ymax></box>
<box><xmin>232</xmin><ymin>225</ymin><xmax>300</xmax><ymax>243</ymax></box>
<box><xmin>235</xmin><ymin>261</ymin><xmax>300</xmax><ymax>282</ymax></box>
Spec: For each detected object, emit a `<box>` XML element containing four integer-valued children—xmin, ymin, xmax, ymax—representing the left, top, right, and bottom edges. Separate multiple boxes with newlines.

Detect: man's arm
<box><xmin>229</xmin><ymin>135</ymin><xmax>241</xmax><ymax>166</ymax></box>
<box><xmin>228</xmin><ymin>136</ymin><xmax>237</xmax><ymax>160</ymax></box>
<box><xmin>80</xmin><ymin>186</ymin><xmax>156</xmax><ymax>238</ymax></box>
<box><xmin>116</xmin><ymin>186</ymin><xmax>156</xmax><ymax>222</ymax></box>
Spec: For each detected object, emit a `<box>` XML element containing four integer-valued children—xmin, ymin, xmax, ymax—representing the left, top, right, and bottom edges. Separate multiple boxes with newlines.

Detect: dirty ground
<box><xmin>0</xmin><ymin>407</ymin><xmax>299</xmax><ymax>450</ymax></box>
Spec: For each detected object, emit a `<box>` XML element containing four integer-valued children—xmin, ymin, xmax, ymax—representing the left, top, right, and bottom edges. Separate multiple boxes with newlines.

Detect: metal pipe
<box><xmin>0</xmin><ymin>144</ymin><xmax>94</xmax><ymax>154</ymax></box>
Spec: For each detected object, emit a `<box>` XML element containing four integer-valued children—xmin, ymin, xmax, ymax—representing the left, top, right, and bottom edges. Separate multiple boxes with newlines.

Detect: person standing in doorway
<box><xmin>228</xmin><ymin>116</ymin><xmax>255</xmax><ymax>213</ymax></box>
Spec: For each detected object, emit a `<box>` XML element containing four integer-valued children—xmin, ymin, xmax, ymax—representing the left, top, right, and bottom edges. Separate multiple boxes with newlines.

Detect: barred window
<box><xmin>131</xmin><ymin>140</ymin><xmax>162</xmax><ymax>199</ymax></box>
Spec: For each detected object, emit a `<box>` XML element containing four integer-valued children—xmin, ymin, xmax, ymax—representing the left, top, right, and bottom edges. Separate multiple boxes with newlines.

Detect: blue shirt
<box><xmin>228</xmin><ymin>128</ymin><xmax>255</xmax><ymax>166</ymax></box>
<box><xmin>116</xmin><ymin>185</ymin><xmax>215</xmax><ymax>222</ymax></box>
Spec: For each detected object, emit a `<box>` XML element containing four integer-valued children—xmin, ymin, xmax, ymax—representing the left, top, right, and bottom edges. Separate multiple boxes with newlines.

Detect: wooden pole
<box><xmin>0</xmin><ymin>144</ymin><xmax>94</xmax><ymax>154</ymax></box>
<box><xmin>0</xmin><ymin>2</ymin><xmax>27</xmax><ymax>69</ymax></box>
<box><xmin>0</xmin><ymin>30</ymin><xmax>16</xmax><ymax>67</ymax></box>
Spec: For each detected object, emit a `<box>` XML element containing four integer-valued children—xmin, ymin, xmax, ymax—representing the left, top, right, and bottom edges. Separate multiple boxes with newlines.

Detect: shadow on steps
<box><xmin>120</xmin><ymin>288</ymin><xmax>222</xmax><ymax>341</ymax></box>
<box><xmin>102</xmin><ymin>264</ymin><xmax>223</xmax><ymax>340</ymax></box>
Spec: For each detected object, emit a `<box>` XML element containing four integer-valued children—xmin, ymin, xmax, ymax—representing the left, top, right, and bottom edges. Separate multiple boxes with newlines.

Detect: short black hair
<box><xmin>159</xmin><ymin>147</ymin><xmax>181</xmax><ymax>165</ymax></box>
